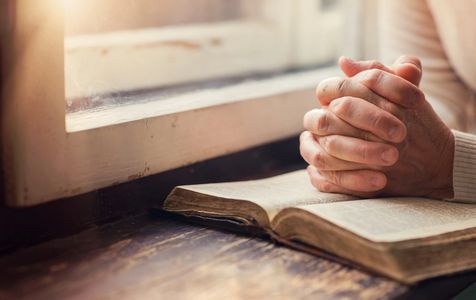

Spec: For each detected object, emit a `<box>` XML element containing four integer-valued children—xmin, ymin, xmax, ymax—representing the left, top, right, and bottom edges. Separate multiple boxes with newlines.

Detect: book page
<box><xmin>301</xmin><ymin>198</ymin><xmax>476</xmax><ymax>242</ymax></box>
<box><xmin>180</xmin><ymin>170</ymin><xmax>354</xmax><ymax>219</ymax></box>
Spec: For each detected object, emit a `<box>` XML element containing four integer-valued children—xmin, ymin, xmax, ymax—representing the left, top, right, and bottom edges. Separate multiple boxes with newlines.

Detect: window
<box><xmin>2</xmin><ymin>0</ymin><xmax>372</xmax><ymax>206</ymax></box>
<box><xmin>65</xmin><ymin>0</ymin><xmax>356</xmax><ymax>114</ymax></box>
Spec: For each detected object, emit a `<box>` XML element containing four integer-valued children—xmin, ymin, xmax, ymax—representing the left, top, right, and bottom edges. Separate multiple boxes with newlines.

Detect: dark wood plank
<box><xmin>1</xmin><ymin>213</ymin><xmax>474</xmax><ymax>300</ymax></box>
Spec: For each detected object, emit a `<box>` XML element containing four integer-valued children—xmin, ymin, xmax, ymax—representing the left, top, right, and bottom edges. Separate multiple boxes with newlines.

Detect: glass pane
<box><xmin>64</xmin><ymin>0</ymin><xmax>357</xmax><ymax>113</ymax></box>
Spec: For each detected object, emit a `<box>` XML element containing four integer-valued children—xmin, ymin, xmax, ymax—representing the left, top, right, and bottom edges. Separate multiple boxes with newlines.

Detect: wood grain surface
<box><xmin>1</xmin><ymin>213</ymin><xmax>475</xmax><ymax>300</ymax></box>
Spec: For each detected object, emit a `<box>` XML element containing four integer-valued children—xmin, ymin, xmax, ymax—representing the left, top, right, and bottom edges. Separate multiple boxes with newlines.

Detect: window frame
<box><xmin>1</xmin><ymin>0</ymin><xmax>365</xmax><ymax>207</ymax></box>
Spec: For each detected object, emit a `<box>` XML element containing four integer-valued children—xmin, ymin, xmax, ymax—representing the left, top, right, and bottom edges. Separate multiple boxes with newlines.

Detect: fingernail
<box><xmin>381</xmin><ymin>148</ymin><xmax>397</xmax><ymax>164</ymax></box>
<box><xmin>388</xmin><ymin>126</ymin><xmax>402</xmax><ymax>141</ymax></box>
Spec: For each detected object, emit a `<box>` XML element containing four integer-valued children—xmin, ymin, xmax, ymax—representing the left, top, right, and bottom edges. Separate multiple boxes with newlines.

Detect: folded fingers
<box><xmin>306</xmin><ymin>165</ymin><xmax>385</xmax><ymax>195</ymax></box>
<box><xmin>300</xmin><ymin>131</ymin><xmax>371</xmax><ymax>171</ymax></box>
<box><xmin>353</xmin><ymin>69</ymin><xmax>425</xmax><ymax>108</ymax></box>
<box><xmin>328</xmin><ymin>97</ymin><xmax>407</xmax><ymax>143</ymax></box>
<box><xmin>316</xmin><ymin>76</ymin><xmax>405</xmax><ymax>121</ymax></box>
<box><xmin>303</xmin><ymin>108</ymin><xmax>382</xmax><ymax>142</ymax></box>
<box><xmin>318</xmin><ymin>135</ymin><xmax>399</xmax><ymax>167</ymax></box>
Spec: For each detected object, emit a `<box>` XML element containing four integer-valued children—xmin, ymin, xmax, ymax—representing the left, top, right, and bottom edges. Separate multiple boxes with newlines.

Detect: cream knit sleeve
<box><xmin>378</xmin><ymin>0</ymin><xmax>475</xmax><ymax>131</ymax></box>
<box><xmin>450</xmin><ymin>130</ymin><xmax>476</xmax><ymax>202</ymax></box>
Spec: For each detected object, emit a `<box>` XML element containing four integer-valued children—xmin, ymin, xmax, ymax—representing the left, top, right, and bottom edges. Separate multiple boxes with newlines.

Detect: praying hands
<box><xmin>300</xmin><ymin>56</ymin><xmax>455</xmax><ymax>199</ymax></box>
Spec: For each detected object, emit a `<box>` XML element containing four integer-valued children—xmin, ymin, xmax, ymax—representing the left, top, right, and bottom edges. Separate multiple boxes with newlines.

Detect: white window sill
<box><xmin>66</xmin><ymin>66</ymin><xmax>338</xmax><ymax>132</ymax></box>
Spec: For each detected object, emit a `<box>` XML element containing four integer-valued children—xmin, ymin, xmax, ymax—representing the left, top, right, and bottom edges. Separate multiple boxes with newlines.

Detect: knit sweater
<box><xmin>378</xmin><ymin>0</ymin><xmax>476</xmax><ymax>202</ymax></box>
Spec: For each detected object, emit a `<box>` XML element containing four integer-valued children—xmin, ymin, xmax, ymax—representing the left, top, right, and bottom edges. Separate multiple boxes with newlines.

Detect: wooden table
<box><xmin>1</xmin><ymin>212</ymin><xmax>475</xmax><ymax>300</ymax></box>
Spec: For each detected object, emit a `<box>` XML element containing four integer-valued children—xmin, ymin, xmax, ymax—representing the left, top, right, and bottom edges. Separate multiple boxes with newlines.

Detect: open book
<box><xmin>163</xmin><ymin>170</ymin><xmax>476</xmax><ymax>284</ymax></box>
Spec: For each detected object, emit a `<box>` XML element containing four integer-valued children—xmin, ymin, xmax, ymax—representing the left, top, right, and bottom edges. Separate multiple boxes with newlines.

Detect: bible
<box><xmin>163</xmin><ymin>170</ymin><xmax>476</xmax><ymax>283</ymax></box>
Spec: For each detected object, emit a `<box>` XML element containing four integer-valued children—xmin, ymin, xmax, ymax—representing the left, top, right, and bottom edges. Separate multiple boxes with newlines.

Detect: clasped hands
<box><xmin>300</xmin><ymin>56</ymin><xmax>455</xmax><ymax>199</ymax></box>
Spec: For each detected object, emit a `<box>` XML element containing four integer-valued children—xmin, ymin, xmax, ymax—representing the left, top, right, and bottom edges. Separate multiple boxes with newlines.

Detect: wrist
<box><xmin>429</xmin><ymin>130</ymin><xmax>454</xmax><ymax>199</ymax></box>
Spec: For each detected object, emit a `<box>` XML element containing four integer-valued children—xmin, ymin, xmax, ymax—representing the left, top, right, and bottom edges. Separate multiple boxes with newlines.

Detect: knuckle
<box><xmin>364</xmin><ymin>69</ymin><xmax>384</xmax><ymax>86</ymax></box>
<box><xmin>318</xmin><ymin>136</ymin><xmax>327</xmax><ymax>148</ymax></box>
<box><xmin>316</xmin><ymin>111</ymin><xmax>330</xmax><ymax>134</ymax></box>
<box><xmin>369</xmin><ymin>112</ymin><xmax>385</xmax><ymax>129</ymax></box>
<box><xmin>332</xmin><ymin>97</ymin><xmax>353</xmax><ymax>117</ymax></box>
<box><xmin>329</xmin><ymin>171</ymin><xmax>342</xmax><ymax>186</ymax></box>
<box><xmin>320</xmin><ymin>136</ymin><xmax>335</xmax><ymax>152</ymax></box>
<box><xmin>335</xmin><ymin>77</ymin><xmax>348</xmax><ymax>95</ymax></box>
<box><xmin>316</xmin><ymin>179</ymin><xmax>332</xmax><ymax>192</ymax></box>
<box><xmin>313</xmin><ymin>149</ymin><xmax>326</xmax><ymax>170</ymax></box>
<box><xmin>381</xmin><ymin>101</ymin><xmax>400</xmax><ymax>117</ymax></box>
<box><xmin>370</xmin><ymin>60</ymin><xmax>385</xmax><ymax>70</ymax></box>
<box><xmin>327</xmin><ymin>136</ymin><xmax>339</xmax><ymax>152</ymax></box>
<box><xmin>357</xmin><ymin>144</ymin><xmax>370</xmax><ymax>162</ymax></box>
<box><xmin>317</xmin><ymin>77</ymin><xmax>350</xmax><ymax>104</ymax></box>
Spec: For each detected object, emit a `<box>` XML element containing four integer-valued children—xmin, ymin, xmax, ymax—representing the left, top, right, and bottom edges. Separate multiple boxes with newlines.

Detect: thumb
<box><xmin>339</xmin><ymin>56</ymin><xmax>422</xmax><ymax>86</ymax></box>
<box><xmin>392</xmin><ymin>55</ymin><xmax>422</xmax><ymax>86</ymax></box>
<box><xmin>339</xmin><ymin>56</ymin><xmax>394</xmax><ymax>77</ymax></box>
